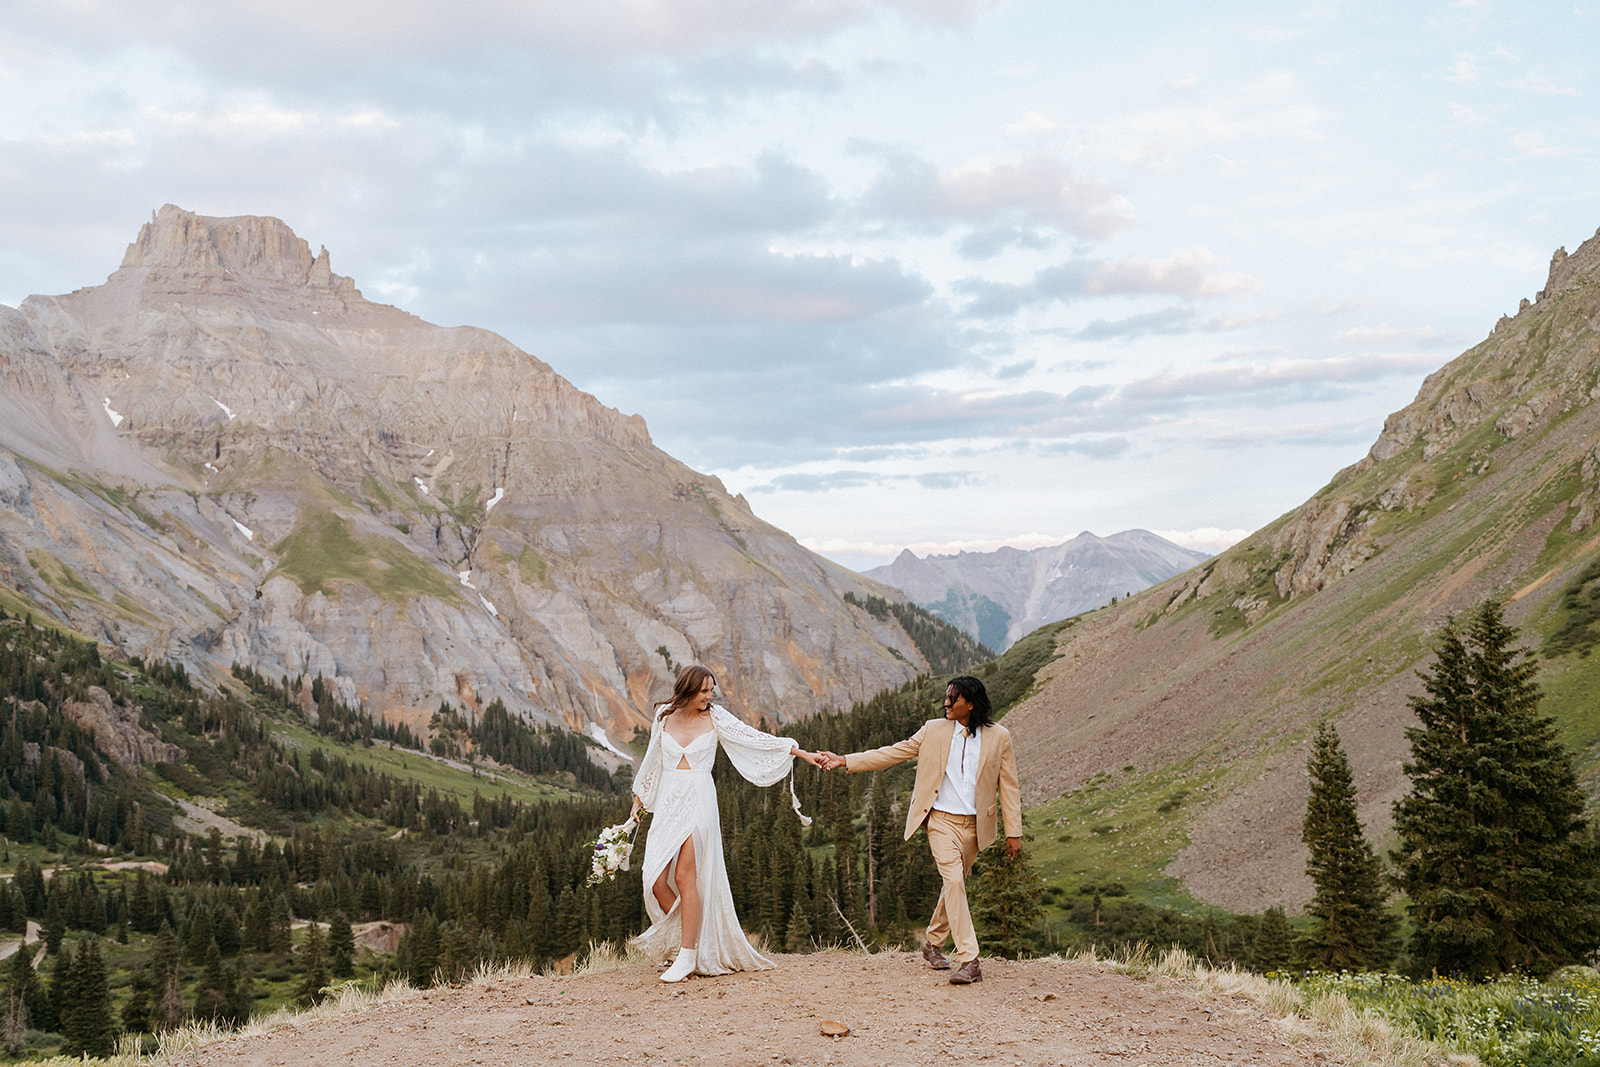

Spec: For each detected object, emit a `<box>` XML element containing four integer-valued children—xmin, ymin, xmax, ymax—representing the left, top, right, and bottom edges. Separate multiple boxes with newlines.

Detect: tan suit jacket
<box><xmin>845</xmin><ymin>718</ymin><xmax>1022</xmax><ymax>851</ymax></box>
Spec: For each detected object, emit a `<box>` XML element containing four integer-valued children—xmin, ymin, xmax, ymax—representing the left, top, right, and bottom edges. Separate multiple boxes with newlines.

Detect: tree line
<box><xmin>3</xmin><ymin>593</ymin><xmax>1591</xmax><ymax>1058</ymax></box>
<box><xmin>1297</xmin><ymin>598</ymin><xmax>1599</xmax><ymax>978</ymax></box>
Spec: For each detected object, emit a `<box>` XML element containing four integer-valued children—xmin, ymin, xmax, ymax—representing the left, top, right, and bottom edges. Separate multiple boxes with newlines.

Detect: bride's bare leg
<box><xmin>651</xmin><ymin>866</ymin><xmax>676</xmax><ymax>914</ymax></box>
<box><xmin>672</xmin><ymin>837</ymin><xmax>700</xmax><ymax>949</ymax></box>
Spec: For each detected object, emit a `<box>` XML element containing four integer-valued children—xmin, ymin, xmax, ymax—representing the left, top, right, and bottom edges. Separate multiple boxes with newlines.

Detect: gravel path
<box><xmin>172</xmin><ymin>952</ymin><xmax>1344</xmax><ymax>1067</ymax></box>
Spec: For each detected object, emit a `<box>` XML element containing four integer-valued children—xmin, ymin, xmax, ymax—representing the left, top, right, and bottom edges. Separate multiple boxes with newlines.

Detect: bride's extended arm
<box><xmin>711</xmin><ymin>706</ymin><xmax>817</xmax><ymax>826</ymax></box>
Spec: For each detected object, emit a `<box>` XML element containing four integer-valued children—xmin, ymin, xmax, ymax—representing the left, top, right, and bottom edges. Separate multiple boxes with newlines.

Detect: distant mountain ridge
<box><xmin>1000</xmin><ymin>225</ymin><xmax>1600</xmax><ymax>912</ymax></box>
<box><xmin>865</xmin><ymin>530</ymin><xmax>1208</xmax><ymax>649</ymax></box>
<box><xmin>0</xmin><ymin>205</ymin><xmax>953</xmax><ymax>739</ymax></box>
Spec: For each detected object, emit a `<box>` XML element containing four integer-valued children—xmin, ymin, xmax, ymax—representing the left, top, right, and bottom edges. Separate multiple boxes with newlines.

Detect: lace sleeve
<box><xmin>711</xmin><ymin>706</ymin><xmax>812</xmax><ymax>826</ymax></box>
<box><xmin>632</xmin><ymin>711</ymin><xmax>666</xmax><ymax>812</ymax></box>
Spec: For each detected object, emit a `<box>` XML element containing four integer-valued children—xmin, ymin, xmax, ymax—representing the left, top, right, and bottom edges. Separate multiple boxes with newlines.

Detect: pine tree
<box><xmin>267</xmin><ymin>894</ymin><xmax>293</xmax><ymax>955</ymax></box>
<box><xmin>329</xmin><ymin>913</ymin><xmax>356</xmax><ymax>977</ymax></box>
<box><xmin>552</xmin><ymin>887</ymin><xmax>583</xmax><ymax>961</ymax></box>
<box><xmin>524</xmin><ymin>865</ymin><xmax>553</xmax><ymax>963</ymax></box>
<box><xmin>31</xmin><ymin>944</ymin><xmax>64</xmax><ymax>1034</ymax></box>
<box><xmin>3</xmin><ymin>939</ymin><xmax>31</xmax><ymax>1055</ymax></box>
<box><xmin>296</xmin><ymin>923</ymin><xmax>330</xmax><ymax>1007</ymax></box>
<box><xmin>60</xmin><ymin>936</ymin><xmax>115</xmax><ymax>1058</ymax></box>
<box><xmin>784</xmin><ymin>895</ymin><xmax>813</xmax><ymax>953</ymax></box>
<box><xmin>154</xmin><ymin>927</ymin><xmax>186</xmax><ymax>1031</ymax></box>
<box><xmin>196</xmin><ymin>940</ymin><xmax>228</xmax><ymax>1021</ymax></box>
<box><xmin>1391</xmin><ymin>598</ymin><xmax>1600</xmax><ymax>978</ymax></box>
<box><xmin>121</xmin><ymin>960</ymin><xmax>156</xmax><ymax>1035</ymax></box>
<box><xmin>969</xmin><ymin>839</ymin><xmax>1045</xmax><ymax>959</ymax></box>
<box><xmin>1251</xmin><ymin>906</ymin><xmax>1292</xmax><ymax>973</ymax></box>
<box><xmin>224</xmin><ymin>964</ymin><xmax>254</xmax><ymax>1027</ymax></box>
<box><xmin>1300</xmin><ymin>720</ymin><xmax>1396</xmax><ymax>970</ymax></box>
<box><xmin>406</xmin><ymin>911</ymin><xmax>441</xmax><ymax>988</ymax></box>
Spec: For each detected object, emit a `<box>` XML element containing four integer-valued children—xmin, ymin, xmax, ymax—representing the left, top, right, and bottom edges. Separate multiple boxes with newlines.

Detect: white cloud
<box><xmin>1333</xmin><ymin>323</ymin><xmax>1443</xmax><ymax>346</ymax></box>
<box><xmin>1509</xmin><ymin>132</ymin><xmax>1575</xmax><ymax>158</ymax></box>
<box><xmin>1151</xmin><ymin>528</ymin><xmax>1247</xmax><ymax>553</ymax></box>
<box><xmin>859</xmin><ymin>150</ymin><xmax>1136</xmax><ymax>245</ymax></box>
<box><xmin>1446</xmin><ymin>53</ymin><xmax>1483</xmax><ymax>84</ymax></box>
<box><xmin>1003</xmin><ymin>110</ymin><xmax>1058</xmax><ymax>135</ymax></box>
<box><xmin>960</xmin><ymin>247</ymin><xmax>1257</xmax><ymax>316</ymax></box>
<box><xmin>1120</xmin><ymin>352</ymin><xmax>1441</xmax><ymax>403</ymax></box>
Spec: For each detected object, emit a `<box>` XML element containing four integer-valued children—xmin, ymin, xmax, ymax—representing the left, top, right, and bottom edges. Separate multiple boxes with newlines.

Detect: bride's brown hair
<box><xmin>658</xmin><ymin>664</ymin><xmax>716</xmax><ymax>720</ymax></box>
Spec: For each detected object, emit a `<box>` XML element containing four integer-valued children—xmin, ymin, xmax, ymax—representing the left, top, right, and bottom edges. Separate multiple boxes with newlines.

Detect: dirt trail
<box><xmin>173</xmin><ymin>952</ymin><xmax>1344</xmax><ymax>1067</ymax></box>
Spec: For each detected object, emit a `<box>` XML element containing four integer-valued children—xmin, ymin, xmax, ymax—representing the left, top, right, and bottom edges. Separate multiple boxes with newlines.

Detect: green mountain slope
<box><xmin>1003</xmin><ymin>226</ymin><xmax>1600</xmax><ymax>913</ymax></box>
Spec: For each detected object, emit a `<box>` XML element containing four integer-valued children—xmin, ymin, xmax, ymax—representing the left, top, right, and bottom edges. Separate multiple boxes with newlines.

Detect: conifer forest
<box><xmin>1</xmin><ymin>596</ymin><xmax>1596</xmax><ymax>1060</ymax></box>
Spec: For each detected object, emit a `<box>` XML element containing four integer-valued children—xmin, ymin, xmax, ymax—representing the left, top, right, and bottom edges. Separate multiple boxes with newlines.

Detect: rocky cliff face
<box><xmin>866</xmin><ymin>531</ymin><xmax>1207</xmax><ymax>649</ymax></box>
<box><xmin>0</xmin><ymin>206</ymin><xmax>925</xmax><ymax>737</ymax></box>
<box><xmin>1002</xmin><ymin>226</ymin><xmax>1600</xmax><ymax>912</ymax></box>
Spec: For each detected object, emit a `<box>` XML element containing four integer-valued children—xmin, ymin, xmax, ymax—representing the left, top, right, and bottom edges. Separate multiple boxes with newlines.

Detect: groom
<box><xmin>822</xmin><ymin>674</ymin><xmax>1021</xmax><ymax>984</ymax></box>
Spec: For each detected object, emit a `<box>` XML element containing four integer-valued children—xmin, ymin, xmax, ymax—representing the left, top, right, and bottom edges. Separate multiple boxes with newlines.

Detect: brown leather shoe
<box><xmin>948</xmin><ymin>958</ymin><xmax>982</xmax><ymax>984</ymax></box>
<box><xmin>920</xmin><ymin>942</ymin><xmax>951</xmax><ymax>970</ymax></box>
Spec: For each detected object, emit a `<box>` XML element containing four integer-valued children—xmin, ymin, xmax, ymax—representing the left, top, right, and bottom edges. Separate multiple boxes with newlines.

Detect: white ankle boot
<box><xmin>660</xmin><ymin>948</ymin><xmax>697</xmax><ymax>983</ymax></box>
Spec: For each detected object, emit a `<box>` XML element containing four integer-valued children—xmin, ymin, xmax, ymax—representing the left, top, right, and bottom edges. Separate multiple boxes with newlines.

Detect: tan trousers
<box><xmin>924</xmin><ymin>809</ymin><xmax>980</xmax><ymax>963</ymax></box>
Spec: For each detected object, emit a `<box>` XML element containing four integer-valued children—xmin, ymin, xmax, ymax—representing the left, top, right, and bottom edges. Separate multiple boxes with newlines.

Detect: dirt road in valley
<box><xmin>171</xmin><ymin>951</ymin><xmax>1347</xmax><ymax>1067</ymax></box>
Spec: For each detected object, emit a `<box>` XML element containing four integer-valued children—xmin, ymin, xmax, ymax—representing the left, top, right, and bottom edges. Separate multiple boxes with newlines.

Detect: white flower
<box><xmin>584</xmin><ymin>813</ymin><xmax>640</xmax><ymax>886</ymax></box>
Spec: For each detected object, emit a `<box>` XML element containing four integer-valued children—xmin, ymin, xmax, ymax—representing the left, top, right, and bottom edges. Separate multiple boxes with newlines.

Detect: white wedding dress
<box><xmin>630</xmin><ymin>705</ymin><xmax>809</xmax><ymax>975</ymax></box>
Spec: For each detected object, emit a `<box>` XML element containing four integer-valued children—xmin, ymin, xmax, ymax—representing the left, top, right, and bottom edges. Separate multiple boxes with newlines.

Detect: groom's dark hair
<box><xmin>948</xmin><ymin>674</ymin><xmax>994</xmax><ymax>731</ymax></box>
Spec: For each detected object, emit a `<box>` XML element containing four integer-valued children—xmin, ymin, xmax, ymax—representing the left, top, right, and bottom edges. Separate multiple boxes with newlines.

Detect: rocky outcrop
<box><xmin>0</xmin><ymin>206</ymin><xmax>927</xmax><ymax>736</ymax></box>
<box><xmin>59</xmin><ymin>686</ymin><xmax>182</xmax><ymax>771</ymax></box>
<box><xmin>1242</xmin><ymin>227</ymin><xmax>1600</xmax><ymax>604</ymax></box>
<box><xmin>1538</xmin><ymin>226</ymin><xmax>1600</xmax><ymax>302</ymax></box>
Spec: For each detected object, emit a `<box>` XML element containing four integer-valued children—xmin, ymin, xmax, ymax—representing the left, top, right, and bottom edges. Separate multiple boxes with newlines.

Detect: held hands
<box><xmin>789</xmin><ymin>748</ymin><xmax>847</xmax><ymax>770</ymax></box>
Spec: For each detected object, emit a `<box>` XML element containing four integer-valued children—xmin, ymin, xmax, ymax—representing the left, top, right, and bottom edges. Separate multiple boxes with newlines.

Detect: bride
<box><xmin>629</xmin><ymin>665</ymin><xmax>825</xmax><ymax>982</ymax></box>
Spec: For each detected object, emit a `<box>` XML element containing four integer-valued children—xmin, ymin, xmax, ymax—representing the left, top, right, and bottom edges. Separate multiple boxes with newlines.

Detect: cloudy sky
<box><xmin>3</xmin><ymin>1</ymin><xmax>1596</xmax><ymax>570</ymax></box>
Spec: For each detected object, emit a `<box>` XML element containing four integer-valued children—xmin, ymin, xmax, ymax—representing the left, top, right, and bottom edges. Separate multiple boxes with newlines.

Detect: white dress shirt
<box><xmin>931</xmin><ymin>723</ymin><xmax>982</xmax><ymax>816</ymax></box>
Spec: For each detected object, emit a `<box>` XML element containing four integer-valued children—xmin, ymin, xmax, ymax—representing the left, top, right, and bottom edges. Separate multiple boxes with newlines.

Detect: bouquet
<box><xmin>584</xmin><ymin>812</ymin><xmax>640</xmax><ymax>886</ymax></box>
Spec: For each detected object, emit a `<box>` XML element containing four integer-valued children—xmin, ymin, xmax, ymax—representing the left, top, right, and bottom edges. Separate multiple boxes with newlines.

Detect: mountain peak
<box><xmin>118</xmin><ymin>204</ymin><xmax>359</xmax><ymax>297</ymax></box>
<box><xmin>1539</xmin><ymin>225</ymin><xmax>1600</xmax><ymax>302</ymax></box>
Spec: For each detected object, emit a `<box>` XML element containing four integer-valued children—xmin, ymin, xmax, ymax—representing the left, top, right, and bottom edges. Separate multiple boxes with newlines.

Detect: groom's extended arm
<box><xmin>839</xmin><ymin>722</ymin><xmax>930</xmax><ymax>773</ymax></box>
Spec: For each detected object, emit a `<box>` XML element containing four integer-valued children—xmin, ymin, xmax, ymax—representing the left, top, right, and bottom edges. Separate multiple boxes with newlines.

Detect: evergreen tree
<box><xmin>784</xmin><ymin>895</ymin><xmax>813</xmax><ymax>953</ymax></box>
<box><xmin>328</xmin><ymin>913</ymin><xmax>356</xmax><ymax>977</ymax></box>
<box><xmin>524</xmin><ymin>866</ymin><xmax>553</xmax><ymax>963</ymax></box>
<box><xmin>224</xmin><ymin>964</ymin><xmax>254</xmax><ymax>1027</ymax></box>
<box><xmin>296</xmin><ymin>923</ymin><xmax>330</xmax><ymax>1007</ymax></box>
<box><xmin>268</xmin><ymin>894</ymin><xmax>293</xmax><ymax>955</ymax></box>
<box><xmin>154</xmin><ymin>928</ymin><xmax>187</xmax><ymax>1031</ymax></box>
<box><xmin>969</xmin><ymin>839</ymin><xmax>1045</xmax><ymax>959</ymax></box>
<box><xmin>3</xmin><ymin>940</ymin><xmax>32</xmax><ymax>1055</ymax></box>
<box><xmin>60</xmin><ymin>937</ymin><xmax>115</xmax><ymax>1058</ymax></box>
<box><xmin>242</xmin><ymin>900</ymin><xmax>268</xmax><ymax>953</ymax></box>
<box><xmin>214</xmin><ymin>905</ymin><xmax>242</xmax><ymax>956</ymax></box>
<box><xmin>42</xmin><ymin>890</ymin><xmax>65</xmax><ymax>954</ymax></box>
<box><xmin>1251</xmin><ymin>906</ymin><xmax>1293</xmax><ymax>973</ymax></box>
<box><xmin>196</xmin><ymin>940</ymin><xmax>229</xmax><ymax>1021</ymax></box>
<box><xmin>31</xmin><ymin>946</ymin><xmax>65</xmax><ymax>1034</ymax></box>
<box><xmin>1391</xmin><ymin>598</ymin><xmax>1600</xmax><ymax>978</ymax></box>
<box><xmin>1300</xmin><ymin>720</ymin><xmax>1396</xmax><ymax>971</ymax></box>
<box><xmin>121</xmin><ymin>960</ymin><xmax>156</xmax><ymax>1036</ymax></box>
<box><xmin>552</xmin><ymin>887</ymin><xmax>583</xmax><ymax>961</ymax></box>
<box><xmin>405</xmin><ymin>912</ymin><xmax>441</xmax><ymax>988</ymax></box>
